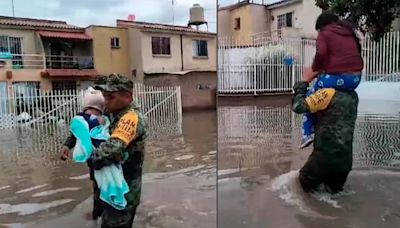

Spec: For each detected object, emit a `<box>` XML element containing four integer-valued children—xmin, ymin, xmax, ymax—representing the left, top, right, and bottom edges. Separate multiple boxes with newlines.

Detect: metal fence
<box><xmin>218</xmin><ymin>106</ymin><xmax>400</xmax><ymax>172</ymax></box>
<box><xmin>0</xmin><ymin>83</ymin><xmax>183</xmax><ymax>137</ymax></box>
<box><xmin>218</xmin><ymin>31</ymin><xmax>400</xmax><ymax>94</ymax></box>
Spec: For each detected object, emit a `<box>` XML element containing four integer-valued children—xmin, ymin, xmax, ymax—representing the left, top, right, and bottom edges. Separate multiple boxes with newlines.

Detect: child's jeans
<box><xmin>302</xmin><ymin>73</ymin><xmax>361</xmax><ymax>138</ymax></box>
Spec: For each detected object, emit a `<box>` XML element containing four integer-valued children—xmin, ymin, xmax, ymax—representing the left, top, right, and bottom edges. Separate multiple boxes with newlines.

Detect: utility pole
<box><xmin>11</xmin><ymin>0</ymin><xmax>15</xmax><ymax>17</ymax></box>
<box><xmin>172</xmin><ymin>0</ymin><xmax>175</xmax><ymax>25</ymax></box>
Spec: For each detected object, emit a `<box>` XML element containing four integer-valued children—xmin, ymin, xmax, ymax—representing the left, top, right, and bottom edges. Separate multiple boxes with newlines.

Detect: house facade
<box><xmin>218</xmin><ymin>0</ymin><xmax>322</xmax><ymax>43</ymax></box>
<box><xmin>85</xmin><ymin>25</ymin><xmax>130</xmax><ymax>78</ymax></box>
<box><xmin>116</xmin><ymin>20</ymin><xmax>217</xmax><ymax>109</ymax></box>
<box><xmin>0</xmin><ymin>16</ymin><xmax>98</xmax><ymax>91</ymax></box>
<box><xmin>116</xmin><ymin>20</ymin><xmax>217</xmax><ymax>81</ymax></box>
<box><xmin>0</xmin><ymin>16</ymin><xmax>132</xmax><ymax>92</ymax></box>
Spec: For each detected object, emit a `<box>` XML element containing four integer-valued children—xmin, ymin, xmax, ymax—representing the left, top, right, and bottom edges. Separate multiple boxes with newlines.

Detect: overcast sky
<box><xmin>0</xmin><ymin>0</ymin><xmax>217</xmax><ymax>32</ymax></box>
<box><xmin>218</xmin><ymin>0</ymin><xmax>279</xmax><ymax>7</ymax></box>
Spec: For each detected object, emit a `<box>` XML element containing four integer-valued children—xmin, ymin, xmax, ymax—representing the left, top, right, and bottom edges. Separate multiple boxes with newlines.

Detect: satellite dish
<box><xmin>128</xmin><ymin>14</ymin><xmax>136</xmax><ymax>21</ymax></box>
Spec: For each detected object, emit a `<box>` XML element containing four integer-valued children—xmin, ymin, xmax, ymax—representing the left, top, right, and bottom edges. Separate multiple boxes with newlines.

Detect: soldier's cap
<box><xmin>94</xmin><ymin>74</ymin><xmax>133</xmax><ymax>92</ymax></box>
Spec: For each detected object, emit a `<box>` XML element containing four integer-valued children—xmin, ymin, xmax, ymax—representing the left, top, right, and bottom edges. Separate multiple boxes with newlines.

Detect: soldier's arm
<box><xmin>292</xmin><ymin>81</ymin><xmax>336</xmax><ymax>114</ymax></box>
<box><xmin>92</xmin><ymin>111</ymin><xmax>139</xmax><ymax>169</ymax></box>
<box><xmin>63</xmin><ymin>133</ymin><xmax>77</xmax><ymax>149</ymax></box>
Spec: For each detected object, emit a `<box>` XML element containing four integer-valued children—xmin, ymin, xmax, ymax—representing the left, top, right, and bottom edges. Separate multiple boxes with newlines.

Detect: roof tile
<box><xmin>0</xmin><ymin>16</ymin><xmax>81</xmax><ymax>30</ymax></box>
<box><xmin>117</xmin><ymin>20</ymin><xmax>216</xmax><ymax>35</ymax></box>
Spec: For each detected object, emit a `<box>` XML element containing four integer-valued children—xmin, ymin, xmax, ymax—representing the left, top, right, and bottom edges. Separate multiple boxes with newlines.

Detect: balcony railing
<box><xmin>45</xmin><ymin>55</ymin><xmax>94</xmax><ymax>69</ymax></box>
<box><xmin>0</xmin><ymin>54</ymin><xmax>45</xmax><ymax>69</ymax></box>
<box><xmin>0</xmin><ymin>54</ymin><xmax>94</xmax><ymax>70</ymax></box>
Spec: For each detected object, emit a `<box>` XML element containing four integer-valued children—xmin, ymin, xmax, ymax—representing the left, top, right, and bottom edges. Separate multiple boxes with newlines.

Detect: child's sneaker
<box><xmin>300</xmin><ymin>135</ymin><xmax>314</xmax><ymax>149</ymax></box>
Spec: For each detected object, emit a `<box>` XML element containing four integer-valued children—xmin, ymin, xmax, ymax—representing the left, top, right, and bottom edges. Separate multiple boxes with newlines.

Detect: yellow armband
<box><xmin>305</xmin><ymin>88</ymin><xmax>336</xmax><ymax>113</ymax></box>
<box><xmin>111</xmin><ymin>111</ymin><xmax>139</xmax><ymax>145</ymax></box>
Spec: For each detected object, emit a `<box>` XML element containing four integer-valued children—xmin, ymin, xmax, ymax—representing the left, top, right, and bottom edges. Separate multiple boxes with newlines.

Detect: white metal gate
<box><xmin>218</xmin><ymin>36</ymin><xmax>316</xmax><ymax>94</ymax></box>
<box><xmin>218</xmin><ymin>31</ymin><xmax>400</xmax><ymax>95</ymax></box>
<box><xmin>0</xmin><ymin>83</ymin><xmax>183</xmax><ymax>137</ymax></box>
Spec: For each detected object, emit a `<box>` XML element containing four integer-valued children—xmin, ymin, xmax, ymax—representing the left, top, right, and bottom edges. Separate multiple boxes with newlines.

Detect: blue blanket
<box><xmin>70</xmin><ymin>116</ymin><xmax>129</xmax><ymax>210</ymax></box>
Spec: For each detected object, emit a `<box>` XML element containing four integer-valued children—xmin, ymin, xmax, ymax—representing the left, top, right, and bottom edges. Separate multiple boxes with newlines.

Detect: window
<box><xmin>234</xmin><ymin>18</ymin><xmax>241</xmax><ymax>30</ymax></box>
<box><xmin>111</xmin><ymin>37</ymin><xmax>120</xmax><ymax>49</ymax></box>
<box><xmin>52</xmin><ymin>81</ymin><xmax>77</xmax><ymax>91</ymax></box>
<box><xmin>0</xmin><ymin>35</ymin><xmax>23</xmax><ymax>67</ymax></box>
<box><xmin>277</xmin><ymin>12</ymin><xmax>293</xmax><ymax>29</ymax></box>
<box><xmin>193</xmin><ymin>40</ymin><xmax>208</xmax><ymax>57</ymax></box>
<box><xmin>152</xmin><ymin>37</ymin><xmax>171</xmax><ymax>55</ymax></box>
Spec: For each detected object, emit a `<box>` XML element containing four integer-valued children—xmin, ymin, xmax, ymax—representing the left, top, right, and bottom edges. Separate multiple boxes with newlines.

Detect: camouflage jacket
<box><xmin>292</xmin><ymin>81</ymin><xmax>359</xmax><ymax>171</ymax></box>
<box><xmin>92</xmin><ymin>102</ymin><xmax>148</xmax><ymax>207</ymax></box>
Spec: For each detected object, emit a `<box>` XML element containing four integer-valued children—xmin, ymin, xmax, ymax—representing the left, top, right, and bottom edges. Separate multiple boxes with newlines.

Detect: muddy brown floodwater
<box><xmin>0</xmin><ymin>110</ymin><xmax>216</xmax><ymax>228</ymax></box>
<box><xmin>218</xmin><ymin>97</ymin><xmax>400</xmax><ymax>228</ymax></box>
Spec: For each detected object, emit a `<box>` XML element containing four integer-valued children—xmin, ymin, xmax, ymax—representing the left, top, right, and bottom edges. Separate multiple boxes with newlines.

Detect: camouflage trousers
<box><xmin>298</xmin><ymin>150</ymin><xmax>352</xmax><ymax>194</ymax></box>
<box><xmin>100</xmin><ymin>203</ymin><xmax>138</xmax><ymax>228</ymax></box>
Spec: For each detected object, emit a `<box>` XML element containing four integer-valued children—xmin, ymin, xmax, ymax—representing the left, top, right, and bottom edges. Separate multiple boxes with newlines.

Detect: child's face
<box><xmin>85</xmin><ymin>108</ymin><xmax>102</xmax><ymax>116</ymax></box>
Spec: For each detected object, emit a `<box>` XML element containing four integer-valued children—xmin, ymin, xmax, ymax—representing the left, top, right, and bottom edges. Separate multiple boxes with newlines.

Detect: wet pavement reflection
<box><xmin>0</xmin><ymin>111</ymin><xmax>216</xmax><ymax>228</ymax></box>
<box><xmin>218</xmin><ymin>98</ymin><xmax>400</xmax><ymax>228</ymax></box>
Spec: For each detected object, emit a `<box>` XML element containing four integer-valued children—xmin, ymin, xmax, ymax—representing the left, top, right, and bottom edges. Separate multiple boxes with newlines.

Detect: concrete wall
<box><xmin>86</xmin><ymin>26</ymin><xmax>130</xmax><ymax>77</ymax></box>
<box><xmin>144</xmin><ymin>71</ymin><xmax>217</xmax><ymax>110</ymax></box>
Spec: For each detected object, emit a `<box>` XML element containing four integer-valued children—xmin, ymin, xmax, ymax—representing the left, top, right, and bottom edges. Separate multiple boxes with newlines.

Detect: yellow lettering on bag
<box><xmin>305</xmin><ymin>88</ymin><xmax>336</xmax><ymax>113</ymax></box>
<box><xmin>111</xmin><ymin>111</ymin><xmax>138</xmax><ymax>145</ymax></box>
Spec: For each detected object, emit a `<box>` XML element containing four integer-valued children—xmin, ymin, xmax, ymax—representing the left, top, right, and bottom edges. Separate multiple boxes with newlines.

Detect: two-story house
<box><xmin>0</xmin><ymin>16</ymin><xmax>97</xmax><ymax>91</ymax></box>
<box><xmin>116</xmin><ymin>20</ymin><xmax>216</xmax><ymax>81</ymax></box>
<box><xmin>218</xmin><ymin>0</ymin><xmax>322</xmax><ymax>44</ymax></box>
<box><xmin>0</xmin><ymin>16</ymin><xmax>130</xmax><ymax>92</ymax></box>
<box><xmin>116</xmin><ymin>20</ymin><xmax>217</xmax><ymax>109</ymax></box>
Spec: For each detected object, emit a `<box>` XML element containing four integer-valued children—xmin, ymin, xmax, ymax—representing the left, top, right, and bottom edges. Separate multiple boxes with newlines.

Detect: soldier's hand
<box><xmin>60</xmin><ymin>146</ymin><xmax>70</xmax><ymax>161</ymax></box>
<box><xmin>303</xmin><ymin>67</ymin><xmax>318</xmax><ymax>83</ymax></box>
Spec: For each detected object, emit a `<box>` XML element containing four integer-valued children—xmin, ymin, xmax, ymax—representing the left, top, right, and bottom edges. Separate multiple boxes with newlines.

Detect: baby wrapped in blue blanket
<box><xmin>68</xmin><ymin>87</ymin><xmax>129</xmax><ymax>211</ymax></box>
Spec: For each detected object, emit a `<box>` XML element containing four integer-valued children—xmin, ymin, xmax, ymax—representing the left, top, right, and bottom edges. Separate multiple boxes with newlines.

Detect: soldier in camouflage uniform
<box><xmin>92</xmin><ymin>74</ymin><xmax>147</xmax><ymax>228</ymax></box>
<box><xmin>292</xmin><ymin>68</ymin><xmax>359</xmax><ymax>194</ymax></box>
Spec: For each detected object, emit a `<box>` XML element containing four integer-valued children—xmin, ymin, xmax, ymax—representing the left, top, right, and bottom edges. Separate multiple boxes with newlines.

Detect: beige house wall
<box><xmin>0</xmin><ymin>28</ymin><xmax>42</xmax><ymax>54</ymax></box>
<box><xmin>217</xmin><ymin>10</ymin><xmax>231</xmax><ymax>37</ymax></box>
<box><xmin>182</xmin><ymin>35</ymin><xmax>216</xmax><ymax>70</ymax></box>
<box><xmin>249</xmin><ymin>5</ymin><xmax>271</xmax><ymax>36</ymax></box>
<box><xmin>144</xmin><ymin>71</ymin><xmax>216</xmax><ymax>110</ymax></box>
<box><xmin>134</xmin><ymin>30</ymin><xmax>216</xmax><ymax>81</ymax></box>
<box><xmin>127</xmin><ymin>28</ymin><xmax>144</xmax><ymax>82</ymax></box>
<box><xmin>218</xmin><ymin>0</ymin><xmax>321</xmax><ymax>40</ymax></box>
<box><xmin>0</xmin><ymin>68</ymin><xmax>51</xmax><ymax>90</ymax></box>
<box><xmin>270</xmin><ymin>0</ymin><xmax>321</xmax><ymax>38</ymax></box>
<box><xmin>140</xmin><ymin>31</ymin><xmax>182</xmax><ymax>74</ymax></box>
<box><xmin>86</xmin><ymin>26</ymin><xmax>130</xmax><ymax>77</ymax></box>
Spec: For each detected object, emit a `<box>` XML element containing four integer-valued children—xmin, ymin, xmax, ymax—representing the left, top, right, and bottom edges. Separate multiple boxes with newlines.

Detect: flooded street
<box><xmin>0</xmin><ymin>111</ymin><xmax>216</xmax><ymax>228</ymax></box>
<box><xmin>218</xmin><ymin>97</ymin><xmax>400</xmax><ymax>228</ymax></box>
